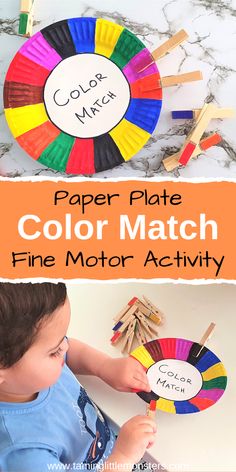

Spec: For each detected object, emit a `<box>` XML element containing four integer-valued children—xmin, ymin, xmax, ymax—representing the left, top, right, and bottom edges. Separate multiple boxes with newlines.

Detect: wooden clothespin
<box><xmin>122</xmin><ymin>318</ymin><xmax>137</xmax><ymax>354</ymax></box>
<box><xmin>19</xmin><ymin>0</ymin><xmax>34</xmax><ymax>37</ymax></box>
<box><xmin>152</xmin><ymin>29</ymin><xmax>189</xmax><ymax>61</ymax></box>
<box><xmin>196</xmin><ymin>322</ymin><xmax>216</xmax><ymax>357</ymax></box>
<box><xmin>178</xmin><ymin>103</ymin><xmax>217</xmax><ymax>165</ymax></box>
<box><xmin>136</xmin><ymin>311</ymin><xmax>158</xmax><ymax>337</ymax></box>
<box><xmin>146</xmin><ymin>400</ymin><xmax>156</xmax><ymax>419</ymax></box>
<box><xmin>113</xmin><ymin>297</ymin><xmax>138</xmax><ymax>322</ymax></box>
<box><xmin>159</xmin><ymin>71</ymin><xmax>202</xmax><ymax>88</ymax></box>
<box><xmin>135</xmin><ymin>320</ymin><xmax>148</xmax><ymax>345</ymax></box>
<box><xmin>142</xmin><ymin>296</ymin><xmax>161</xmax><ymax>316</ymax></box>
<box><xmin>139</xmin><ymin>29</ymin><xmax>189</xmax><ymax>73</ymax></box>
<box><xmin>172</xmin><ymin>108</ymin><xmax>235</xmax><ymax>120</ymax></box>
<box><xmin>112</xmin><ymin>304</ymin><xmax>138</xmax><ymax>331</ymax></box>
<box><xmin>163</xmin><ymin>133</ymin><xmax>222</xmax><ymax>171</ymax></box>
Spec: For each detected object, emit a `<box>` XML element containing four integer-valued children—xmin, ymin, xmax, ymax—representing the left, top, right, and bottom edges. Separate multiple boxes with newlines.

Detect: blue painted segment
<box><xmin>172</xmin><ymin>110</ymin><xmax>194</xmax><ymax>119</ymax></box>
<box><xmin>68</xmin><ymin>18</ymin><xmax>96</xmax><ymax>53</ymax></box>
<box><xmin>125</xmin><ymin>98</ymin><xmax>162</xmax><ymax>134</ymax></box>
<box><xmin>174</xmin><ymin>401</ymin><xmax>199</xmax><ymax>414</ymax></box>
<box><xmin>113</xmin><ymin>321</ymin><xmax>123</xmax><ymax>331</ymax></box>
<box><xmin>195</xmin><ymin>351</ymin><xmax>220</xmax><ymax>373</ymax></box>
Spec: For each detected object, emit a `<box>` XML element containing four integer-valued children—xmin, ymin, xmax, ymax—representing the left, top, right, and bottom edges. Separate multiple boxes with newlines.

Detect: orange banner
<box><xmin>0</xmin><ymin>179</ymin><xmax>235</xmax><ymax>280</ymax></box>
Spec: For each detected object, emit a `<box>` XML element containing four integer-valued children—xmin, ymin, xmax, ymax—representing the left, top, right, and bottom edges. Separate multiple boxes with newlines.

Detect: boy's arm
<box><xmin>66</xmin><ymin>337</ymin><xmax>150</xmax><ymax>393</ymax></box>
<box><xmin>66</xmin><ymin>337</ymin><xmax>110</xmax><ymax>376</ymax></box>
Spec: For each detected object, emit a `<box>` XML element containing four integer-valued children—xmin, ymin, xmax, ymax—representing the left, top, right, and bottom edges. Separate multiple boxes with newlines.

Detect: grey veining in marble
<box><xmin>0</xmin><ymin>0</ymin><xmax>236</xmax><ymax>178</ymax></box>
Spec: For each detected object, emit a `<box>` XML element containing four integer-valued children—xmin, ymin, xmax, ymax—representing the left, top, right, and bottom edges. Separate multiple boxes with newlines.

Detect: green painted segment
<box><xmin>38</xmin><ymin>133</ymin><xmax>75</xmax><ymax>172</ymax></box>
<box><xmin>19</xmin><ymin>13</ymin><xmax>28</xmax><ymax>35</ymax></box>
<box><xmin>110</xmin><ymin>29</ymin><xmax>145</xmax><ymax>69</ymax></box>
<box><xmin>202</xmin><ymin>376</ymin><xmax>227</xmax><ymax>390</ymax></box>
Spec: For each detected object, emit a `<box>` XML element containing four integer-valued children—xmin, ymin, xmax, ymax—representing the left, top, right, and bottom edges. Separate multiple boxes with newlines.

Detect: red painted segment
<box><xmin>130</xmin><ymin>73</ymin><xmax>162</xmax><ymax>100</ymax></box>
<box><xmin>189</xmin><ymin>397</ymin><xmax>215</xmax><ymax>411</ymax></box>
<box><xmin>66</xmin><ymin>138</ymin><xmax>95</xmax><ymax>175</ymax></box>
<box><xmin>6</xmin><ymin>52</ymin><xmax>50</xmax><ymax>87</ymax></box>
<box><xmin>178</xmin><ymin>142</ymin><xmax>196</xmax><ymax>165</ymax></box>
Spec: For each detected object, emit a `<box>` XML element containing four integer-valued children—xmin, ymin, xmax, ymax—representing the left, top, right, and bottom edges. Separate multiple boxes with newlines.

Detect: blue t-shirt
<box><xmin>0</xmin><ymin>364</ymin><xmax>116</xmax><ymax>471</ymax></box>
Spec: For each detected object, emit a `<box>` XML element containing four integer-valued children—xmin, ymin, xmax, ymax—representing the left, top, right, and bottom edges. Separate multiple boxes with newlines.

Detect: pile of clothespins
<box><xmin>163</xmin><ymin>103</ymin><xmax>235</xmax><ymax>171</ymax></box>
<box><xmin>19</xmin><ymin>0</ymin><xmax>34</xmax><ymax>37</ymax></box>
<box><xmin>111</xmin><ymin>296</ymin><xmax>162</xmax><ymax>354</ymax></box>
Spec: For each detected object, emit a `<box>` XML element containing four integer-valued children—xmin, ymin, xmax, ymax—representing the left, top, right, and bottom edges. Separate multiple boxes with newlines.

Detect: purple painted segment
<box><xmin>123</xmin><ymin>48</ymin><xmax>158</xmax><ymax>84</ymax></box>
<box><xmin>176</xmin><ymin>338</ymin><xmax>193</xmax><ymax>361</ymax></box>
<box><xmin>197</xmin><ymin>389</ymin><xmax>224</xmax><ymax>401</ymax></box>
<box><xmin>20</xmin><ymin>32</ymin><xmax>62</xmax><ymax>71</ymax></box>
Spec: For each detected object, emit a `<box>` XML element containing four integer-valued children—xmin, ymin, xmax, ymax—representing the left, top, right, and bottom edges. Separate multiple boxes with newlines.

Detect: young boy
<box><xmin>0</xmin><ymin>283</ymin><xmax>157</xmax><ymax>471</ymax></box>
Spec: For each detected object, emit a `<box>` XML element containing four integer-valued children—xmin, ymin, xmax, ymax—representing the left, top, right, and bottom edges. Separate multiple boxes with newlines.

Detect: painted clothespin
<box><xmin>110</xmin><ymin>314</ymin><xmax>135</xmax><ymax>345</ymax></box>
<box><xmin>136</xmin><ymin>311</ymin><xmax>159</xmax><ymax>337</ymax></box>
<box><xmin>137</xmin><ymin>300</ymin><xmax>161</xmax><ymax>325</ymax></box>
<box><xmin>163</xmin><ymin>133</ymin><xmax>222</xmax><ymax>171</ymax></box>
<box><xmin>135</xmin><ymin>320</ymin><xmax>148</xmax><ymax>345</ymax></box>
<box><xmin>146</xmin><ymin>400</ymin><xmax>156</xmax><ymax>419</ymax></box>
<box><xmin>178</xmin><ymin>103</ymin><xmax>217</xmax><ymax>166</ymax></box>
<box><xmin>19</xmin><ymin>0</ymin><xmax>34</xmax><ymax>37</ymax></box>
<box><xmin>139</xmin><ymin>29</ymin><xmax>189</xmax><ymax>73</ymax></box>
<box><xmin>159</xmin><ymin>71</ymin><xmax>202</xmax><ymax>88</ymax></box>
<box><xmin>142</xmin><ymin>296</ymin><xmax>161</xmax><ymax>317</ymax></box>
<box><xmin>112</xmin><ymin>304</ymin><xmax>138</xmax><ymax>331</ymax></box>
<box><xmin>172</xmin><ymin>108</ymin><xmax>235</xmax><ymax>120</ymax></box>
<box><xmin>122</xmin><ymin>319</ymin><xmax>137</xmax><ymax>354</ymax></box>
<box><xmin>196</xmin><ymin>322</ymin><xmax>216</xmax><ymax>357</ymax></box>
<box><xmin>113</xmin><ymin>297</ymin><xmax>138</xmax><ymax>322</ymax></box>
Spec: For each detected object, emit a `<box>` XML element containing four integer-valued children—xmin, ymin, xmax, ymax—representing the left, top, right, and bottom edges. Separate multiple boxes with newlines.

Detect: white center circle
<box><xmin>43</xmin><ymin>53</ymin><xmax>131</xmax><ymax>138</ymax></box>
<box><xmin>147</xmin><ymin>359</ymin><xmax>203</xmax><ymax>401</ymax></box>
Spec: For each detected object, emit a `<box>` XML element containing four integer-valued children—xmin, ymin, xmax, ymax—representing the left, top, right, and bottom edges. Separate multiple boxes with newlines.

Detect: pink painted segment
<box><xmin>123</xmin><ymin>48</ymin><xmax>158</xmax><ymax>84</ymax></box>
<box><xmin>197</xmin><ymin>389</ymin><xmax>224</xmax><ymax>402</ymax></box>
<box><xmin>176</xmin><ymin>339</ymin><xmax>193</xmax><ymax>361</ymax></box>
<box><xmin>179</xmin><ymin>142</ymin><xmax>196</xmax><ymax>166</ymax></box>
<box><xmin>20</xmin><ymin>32</ymin><xmax>62</xmax><ymax>71</ymax></box>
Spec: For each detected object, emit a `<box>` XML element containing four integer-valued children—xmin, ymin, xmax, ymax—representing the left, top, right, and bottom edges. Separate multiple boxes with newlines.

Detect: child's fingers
<box><xmin>130</xmin><ymin>378</ymin><xmax>151</xmax><ymax>392</ymax></box>
<box><xmin>134</xmin><ymin>370</ymin><xmax>151</xmax><ymax>388</ymax></box>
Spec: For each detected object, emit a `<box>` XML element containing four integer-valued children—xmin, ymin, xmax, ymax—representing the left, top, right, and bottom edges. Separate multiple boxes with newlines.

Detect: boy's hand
<box><xmin>110</xmin><ymin>415</ymin><xmax>157</xmax><ymax>465</ymax></box>
<box><xmin>98</xmin><ymin>356</ymin><xmax>151</xmax><ymax>392</ymax></box>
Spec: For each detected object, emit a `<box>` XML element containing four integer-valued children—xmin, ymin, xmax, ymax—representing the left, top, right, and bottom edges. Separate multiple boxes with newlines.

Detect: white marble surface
<box><xmin>0</xmin><ymin>0</ymin><xmax>236</xmax><ymax>178</ymax></box>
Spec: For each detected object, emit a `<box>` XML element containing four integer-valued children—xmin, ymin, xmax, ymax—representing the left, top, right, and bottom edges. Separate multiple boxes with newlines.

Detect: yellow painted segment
<box><xmin>131</xmin><ymin>345</ymin><xmax>155</xmax><ymax>369</ymax></box>
<box><xmin>202</xmin><ymin>362</ymin><xmax>227</xmax><ymax>382</ymax></box>
<box><xmin>156</xmin><ymin>398</ymin><xmax>176</xmax><ymax>414</ymax></box>
<box><xmin>109</xmin><ymin>119</ymin><xmax>150</xmax><ymax>161</ymax></box>
<box><xmin>4</xmin><ymin>103</ymin><xmax>48</xmax><ymax>138</ymax></box>
<box><xmin>95</xmin><ymin>19</ymin><xmax>124</xmax><ymax>58</ymax></box>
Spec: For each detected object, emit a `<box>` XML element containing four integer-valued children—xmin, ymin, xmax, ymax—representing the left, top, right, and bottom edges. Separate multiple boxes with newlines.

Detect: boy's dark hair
<box><xmin>0</xmin><ymin>282</ymin><xmax>67</xmax><ymax>368</ymax></box>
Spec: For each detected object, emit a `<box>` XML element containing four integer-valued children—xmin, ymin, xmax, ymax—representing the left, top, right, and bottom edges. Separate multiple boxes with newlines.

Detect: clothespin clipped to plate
<box><xmin>138</xmin><ymin>29</ymin><xmax>202</xmax><ymax>88</ymax></box>
<box><xmin>195</xmin><ymin>322</ymin><xmax>216</xmax><ymax>357</ymax></box>
<box><xmin>19</xmin><ymin>0</ymin><xmax>34</xmax><ymax>37</ymax></box>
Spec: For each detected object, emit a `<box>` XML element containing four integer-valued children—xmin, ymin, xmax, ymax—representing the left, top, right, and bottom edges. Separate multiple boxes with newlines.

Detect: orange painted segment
<box><xmin>17</xmin><ymin>121</ymin><xmax>60</xmax><ymax>160</ymax></box>
<box><xmin>200</xmin><ymin>133</ymin><xmax>222</xmax><ymax>151</ymax></box>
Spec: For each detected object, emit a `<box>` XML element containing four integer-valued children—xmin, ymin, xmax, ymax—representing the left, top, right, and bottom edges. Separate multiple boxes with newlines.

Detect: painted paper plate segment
<box><xmin>4</xmin><ymin>18</ymin><xmax>162</xmax><ymax>174</ymax></box>
<box><xmin>130</xmin><ymin>338</ymin><xmax>227</xmax><ymax>414</ymax></box>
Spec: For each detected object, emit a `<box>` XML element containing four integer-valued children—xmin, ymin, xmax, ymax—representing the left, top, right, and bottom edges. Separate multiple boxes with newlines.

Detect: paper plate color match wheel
<box><xmin>130</xmin><ymin>338</ymin><xmax>227</xmax><ymax>414</ymax></box>
<box><xmin>4</xmin><ymin>18</ymin><xmax>163</xmax><ymax>174</ymax></box>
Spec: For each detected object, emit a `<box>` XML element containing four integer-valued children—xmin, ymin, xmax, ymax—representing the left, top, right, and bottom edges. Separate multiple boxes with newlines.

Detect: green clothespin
<box><xmin>19</xmin><ymin>0</ymin><xmax>34</xmax><ymax>36</ymax></box>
